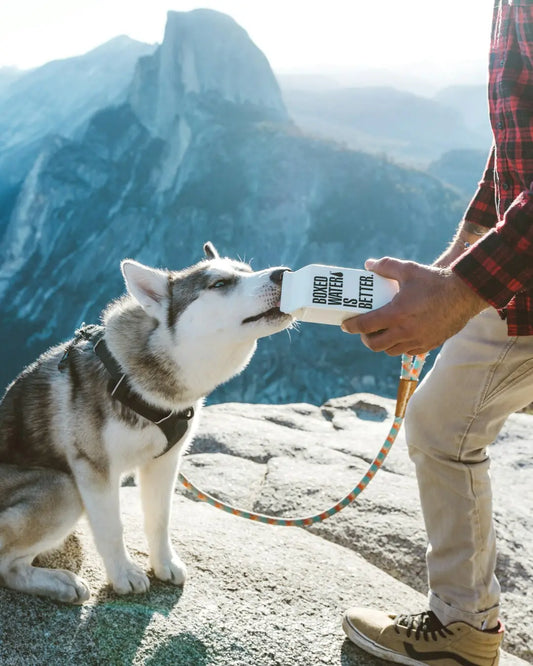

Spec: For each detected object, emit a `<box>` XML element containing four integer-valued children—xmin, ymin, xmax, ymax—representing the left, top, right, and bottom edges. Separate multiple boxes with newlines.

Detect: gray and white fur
<box><xmin>0</xmin><ymin>242</ymin><xmax>292</xmax><ymax>603</ymax></box>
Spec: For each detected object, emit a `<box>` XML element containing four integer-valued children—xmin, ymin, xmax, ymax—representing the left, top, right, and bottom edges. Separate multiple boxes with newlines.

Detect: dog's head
<box><xmin>118</xmin><ymin>243</ymin><xmax>294</xmax><ymax>398</ymax></box>
<box><xmin>121</xmin><ymin>242</ymin><xmax>293</xmax><ymax>340</ymax></box>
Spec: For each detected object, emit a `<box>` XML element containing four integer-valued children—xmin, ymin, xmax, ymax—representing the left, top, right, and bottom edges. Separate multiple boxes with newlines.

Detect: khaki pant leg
<box><xmin>405</xmin><ymin>308</ymin><xmax>533</xmax><ymax>629</ymax></box>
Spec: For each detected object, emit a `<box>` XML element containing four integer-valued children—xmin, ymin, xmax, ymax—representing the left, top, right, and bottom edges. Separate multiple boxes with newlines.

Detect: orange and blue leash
<box><xmin>177</xmin><ymin>353</ymin><xmax>427</xmax><ymax>527</ymax></box>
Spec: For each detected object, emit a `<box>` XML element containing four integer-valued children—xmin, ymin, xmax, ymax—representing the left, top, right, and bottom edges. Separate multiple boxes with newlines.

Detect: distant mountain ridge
<box><xmin>0</xmin><ymin>67</ymin><xmax>22</xmax><ymax>95</ymax></box>
<box><xmin>0</xmin><ymin>9</ymin><xmax>465</xmax><ymax>404</ymax></box>
<box><xmin>0</xmin><ymin>36</ymin><xmax>157</xmax><ymax>190</ymax></box>
<box><xmin>281</xmin><ymin>84</ymin><xmax>491</xmax><ymax>166</ymax></box>
<box><xmin>428</xmin><ymin>149</ymin><xmax>488</xmax><ymax>199</ymax></box>
<box><xmin>435</xmin><ymin>84</ymin><xmax>490</xmax><ymax>139</ymax></box>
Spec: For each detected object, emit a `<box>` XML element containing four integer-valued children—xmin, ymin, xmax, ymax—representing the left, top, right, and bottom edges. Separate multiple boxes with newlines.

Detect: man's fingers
<box><xmin>362</xmin><ymin>334</ymin><xmax>427</xmax><ymax>357</ymax></box>
<box><xmin>383</xmin><ymin>343</ymin><xmax>418</xmax><ymax>357</ymax></box>
<box><xmin>360</xmin><ymin>332</ymin><xmax>388</xmax><ymax>352</ymax></box>
<box><xmin>341</xmin><ymin>307</ymin><xmax>394</xmax><ymax>335</ymax></box>
<box><xmin>361</xmin><ymin>329</ymin><xmax>407</xmax><ymax>353</ymax></box>
<box><xmin>342</xmin><ymin>313</ymin><xmax>378</xmax><ymax>335</ymax></box>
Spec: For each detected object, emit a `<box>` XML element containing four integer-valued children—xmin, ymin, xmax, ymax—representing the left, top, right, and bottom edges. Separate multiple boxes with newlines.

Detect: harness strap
<box><xmin>59</xmin><ymin>324</ymin><xmax>194</xmax><ymax>457</ymax></box>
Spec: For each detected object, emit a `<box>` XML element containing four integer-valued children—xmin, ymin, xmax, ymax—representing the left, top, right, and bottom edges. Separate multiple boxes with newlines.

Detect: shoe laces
<box><xmin>394</xmin><ymin>611</ymin><xmax>454</xmax><ymax>641</ymax></box>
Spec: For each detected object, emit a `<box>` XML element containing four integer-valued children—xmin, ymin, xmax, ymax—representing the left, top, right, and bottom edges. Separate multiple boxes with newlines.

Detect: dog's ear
<box><xmin>203</xmin><ymin>242</ymin><xmax>219</xmax><ymax>260</ymax></box>
<box><xmin>121</xmin><ymin>260</ymin><xmax>168</xmax><ymax>318</ymax></box>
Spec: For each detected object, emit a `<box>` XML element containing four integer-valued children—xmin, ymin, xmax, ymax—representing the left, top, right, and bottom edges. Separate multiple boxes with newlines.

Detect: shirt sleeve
<box><xmin>462</xmin><ymin>146</ymin><xmax>498</xmax><ymax>229</ymax></box>
<box><xmin>452</xmin><ymin>185</ymin><xmax>533</xmax><ymax>308</ymax></box>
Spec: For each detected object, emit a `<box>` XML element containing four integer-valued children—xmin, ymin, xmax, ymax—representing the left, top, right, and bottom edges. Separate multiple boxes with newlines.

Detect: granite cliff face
<box><xmin>130</xmin><ymin>10</ymin><xmax>287</xmax><ymax>136</ymax></box>
<box><xmin>0</xmin><ymin>10</ymin><xmax>464</xmax><ymax>403</ymax></box>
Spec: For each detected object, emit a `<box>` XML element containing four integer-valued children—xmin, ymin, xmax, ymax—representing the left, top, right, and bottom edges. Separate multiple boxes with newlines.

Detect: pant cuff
<box><xmin>429</xmin><ymin>591</ymin><xmax>500</xmax><ymax>630</ymax></box>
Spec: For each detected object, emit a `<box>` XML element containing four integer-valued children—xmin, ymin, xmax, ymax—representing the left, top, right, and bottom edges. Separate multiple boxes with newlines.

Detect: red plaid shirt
<box><xmin>452</xmin><ymin>0</ymin><xmax>533</xmax><ymax>335</ymax></box>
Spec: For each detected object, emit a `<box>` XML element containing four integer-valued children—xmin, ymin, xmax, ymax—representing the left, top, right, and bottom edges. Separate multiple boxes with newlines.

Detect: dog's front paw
<box><xmin>110</xmin><ymin>563</ymin><xmax>150</xmax><ymax>595</ymax></box>
<box><xmin>153</xmin><ymin>556</ymin><xmax>187</xmax><ymax>586</ymax></box>
<box><xmin>53</xmin><ymin>570</ymin><xmax>92</xmax><ymax>604</ymax></box>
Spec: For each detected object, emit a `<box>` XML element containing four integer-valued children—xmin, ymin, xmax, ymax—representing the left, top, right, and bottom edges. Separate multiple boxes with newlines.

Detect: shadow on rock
<box><xmin>81</xmin><ymin>580</ymin><xmax>185</xmax><ymax>664</ymax></box>
<box><xmin>340</xmin><ymin>637</ymin><xmax>385</xmax><ymax>666</ymax></box>
<box><xmin>144</xmin><ymin>633</ymin><xmax>209</xmax><ymax>665</ymax></box>
<box><xmin>0</xmin><ymin>578</ymin><xmax>186</xmax><ymax>664</ymax></box>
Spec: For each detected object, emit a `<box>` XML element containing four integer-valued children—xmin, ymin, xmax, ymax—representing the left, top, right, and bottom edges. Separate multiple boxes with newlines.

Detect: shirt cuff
<box><xmin>462</xmin><ymin>147</ymin><xmax>498</xmax><ymax>228</ymax></box>
<box><xmin>452</xmin><ymin>190</ymin><xmax>533</xmax><ymax>308</ymax></box>
<box><xmin>463</xmin><ymin>181</ymin><xmax>497</xmax><ymax>229</ymax></box>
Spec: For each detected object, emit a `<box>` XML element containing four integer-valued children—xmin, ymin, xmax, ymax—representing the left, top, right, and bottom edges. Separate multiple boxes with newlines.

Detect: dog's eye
<box><xmin>210</xmin><ymin>279</ymin><xmax>228</xmax><ymax>289</ymax></box>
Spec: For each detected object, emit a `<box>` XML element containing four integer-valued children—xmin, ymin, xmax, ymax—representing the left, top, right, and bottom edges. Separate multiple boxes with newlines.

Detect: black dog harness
<box><xmin>58</xmin><ymin>325</ymin><xmax>194</xmax><ymax>457</ymax></box>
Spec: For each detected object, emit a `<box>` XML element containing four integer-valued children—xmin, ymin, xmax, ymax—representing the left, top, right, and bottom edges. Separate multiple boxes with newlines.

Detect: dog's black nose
<box><xmin>270</xmin><ymin>268</ymin><xmax>291</xmax><ymax>285</ymax></box>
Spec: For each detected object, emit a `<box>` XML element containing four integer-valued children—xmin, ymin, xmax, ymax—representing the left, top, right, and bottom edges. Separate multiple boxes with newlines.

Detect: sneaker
<box><xmin>342</xmin><ymin>608</ymin><xmax>504</xmax><ymax>666</ymax></box>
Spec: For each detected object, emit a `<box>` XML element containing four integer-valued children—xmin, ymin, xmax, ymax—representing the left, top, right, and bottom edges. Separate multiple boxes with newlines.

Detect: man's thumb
<box><xmin>364</xmin><ymin>256</ymin><xmax>406</xmax><ymax>281</ymax></box>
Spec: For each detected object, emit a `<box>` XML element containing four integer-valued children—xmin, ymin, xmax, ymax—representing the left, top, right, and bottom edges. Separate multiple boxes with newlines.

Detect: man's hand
<box><xmin>341</xmin><ymin>257</ymin><xmax>488</xmax><ymax>356</ymax></box>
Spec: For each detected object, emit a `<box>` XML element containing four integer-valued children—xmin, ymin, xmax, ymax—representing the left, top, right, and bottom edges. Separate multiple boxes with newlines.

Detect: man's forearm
<box><xmin>434</xmin><ymin>220</ymin><xmax>491</xmax><ymax>269</ymax></box>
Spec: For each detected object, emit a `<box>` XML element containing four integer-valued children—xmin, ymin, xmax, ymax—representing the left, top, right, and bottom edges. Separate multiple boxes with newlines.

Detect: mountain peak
<box><xmin>88</xmin><ymin>34</ymin><xmax>156</xmax><ymax>57</ymax></box>
<box><xmin>129</xmin><ymin>9</ymin><xmax>287</xmax><ymax>139</ymax></box>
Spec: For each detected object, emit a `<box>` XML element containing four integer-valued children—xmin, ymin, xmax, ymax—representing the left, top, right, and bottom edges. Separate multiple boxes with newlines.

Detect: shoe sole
<box><xmin>342</xmin><ymin>615</ymin><xmax>426</xmax><ymax>666</ymax></box>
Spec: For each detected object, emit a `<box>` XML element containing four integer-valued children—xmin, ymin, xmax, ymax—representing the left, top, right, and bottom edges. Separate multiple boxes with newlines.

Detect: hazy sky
<box><xmin>0</xmin><ymin>0</ymin><xmax>492</xmax><ymax>74</ymax></box>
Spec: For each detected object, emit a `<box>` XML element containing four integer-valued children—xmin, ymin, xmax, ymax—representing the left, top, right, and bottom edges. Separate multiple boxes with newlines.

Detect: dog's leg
<box><xmin>74</xmin><ymin>469</ymin><xmax>150</xmax><ymax>595</ymax></box>
<box><xmin>138</xmin><ymin>452</ymin><xmax>187</xmax><ymax>585</ymax></box>
<box><xmin>0</xmin><ymin>466</ymin><xmax>89</xmax><ymax>604</ymax></box>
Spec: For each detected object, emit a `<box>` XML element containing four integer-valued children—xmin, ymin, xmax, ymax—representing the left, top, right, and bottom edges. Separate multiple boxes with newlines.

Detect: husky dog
<box><xmin>0</xmin><ymin>242</ymin><xmax>292</xmax><ymax>604</ymax></box>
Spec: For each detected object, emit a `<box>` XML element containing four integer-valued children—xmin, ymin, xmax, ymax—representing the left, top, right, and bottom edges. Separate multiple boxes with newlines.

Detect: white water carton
<box><xmin>280</xmin><ymin>264</ymin><xmax>398</xmax><ymax>326</ymax></box>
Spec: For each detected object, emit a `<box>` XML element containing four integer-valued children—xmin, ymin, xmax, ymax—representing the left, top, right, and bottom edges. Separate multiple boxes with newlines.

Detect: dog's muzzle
<box><xmin>242</xmin><ymin>268</ymin><xmax>292</xmax><ymax>324</ymax></box>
